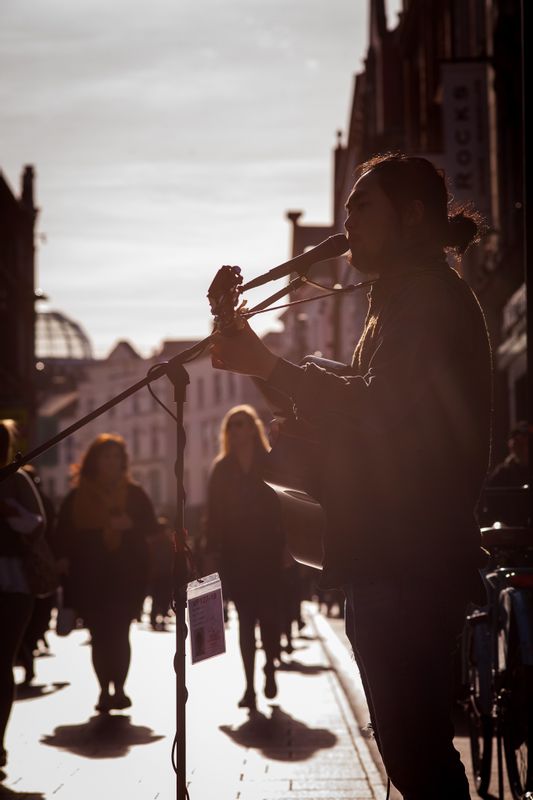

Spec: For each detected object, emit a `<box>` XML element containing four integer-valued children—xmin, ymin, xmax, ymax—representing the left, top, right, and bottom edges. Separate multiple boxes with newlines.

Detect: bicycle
<box><xmin>462</xmin><ymin>523</ymin><xmax>533</xmax><ymax>799</ymax></box>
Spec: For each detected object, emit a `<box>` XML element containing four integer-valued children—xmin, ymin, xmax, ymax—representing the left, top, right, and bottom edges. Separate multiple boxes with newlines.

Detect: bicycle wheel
<box><xmin>463</xmin><ymin>616</ymin><xmax>493</xmax><ymax>796</ymax></box>
<box><xmin>467</xmin><ymin>703</ymin><xmax>493</xmax><ymax>796</ymax></box>
<box><xmin>501</xmin><ymin>628</ymin><xmax>533</xmax><ymax>800</ymax></box>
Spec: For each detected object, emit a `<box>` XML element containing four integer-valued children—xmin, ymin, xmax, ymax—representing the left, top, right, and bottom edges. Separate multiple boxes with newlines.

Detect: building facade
<box><xmin>0</xmin><ymin>166</ymin><xmax>39</xmax><ymax>448</ymax></box>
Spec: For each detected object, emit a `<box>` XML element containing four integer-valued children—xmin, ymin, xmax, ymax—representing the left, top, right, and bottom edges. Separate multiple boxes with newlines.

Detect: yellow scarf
<box><xmin>73</xmin><ymin>476</ymin><xmax>129</xmax><ymax>551</ymax></box>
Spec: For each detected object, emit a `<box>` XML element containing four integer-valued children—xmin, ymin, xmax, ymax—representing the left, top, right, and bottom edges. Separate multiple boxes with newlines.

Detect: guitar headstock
<box><xmin>207</xmin><ymin>265</ymin><xmax>245</xmax><ymax>333</ymax></box>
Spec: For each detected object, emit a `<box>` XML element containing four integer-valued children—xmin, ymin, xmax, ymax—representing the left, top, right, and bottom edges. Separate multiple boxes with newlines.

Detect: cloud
<box><xmin>2</xmin><ymin>0</ymin><xmax>374</xmax><ymax>356</ymax></box>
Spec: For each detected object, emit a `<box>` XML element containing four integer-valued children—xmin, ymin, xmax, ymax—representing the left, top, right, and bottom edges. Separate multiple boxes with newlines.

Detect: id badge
<box><xmin>187</xmin><ymin>572</ymin><xmax>226</xmax><ymax>664</ymax></box>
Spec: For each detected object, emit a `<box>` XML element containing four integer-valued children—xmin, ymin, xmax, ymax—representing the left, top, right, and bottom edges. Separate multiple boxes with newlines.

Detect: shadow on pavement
<box><xmin>0</xmin><ymin>781</ymin><xmax>45</xmax><ymax>799</ymax></box>
<box><xmin>294</xmin><ymin>633</ymin><xmax>318</xmax><ymax>642</ymax></box>
<box><xmin>220</xmin><ymin>704</ymin><xmax>337</xmax><ymax>761</ymax></box>
<box><xmin>40</xmin><ymin>713</ymin><xmax>164</xmax><ymax>759</ymax></box>
<box><xmin>14</xmin><ymin>682</ymin><xmax>70</xmax><ymax>702</ymax></box>
<box><xmin>276</xmin><ymin>659</ymin><xmax>331</xmax><ymax>676</ymax></box>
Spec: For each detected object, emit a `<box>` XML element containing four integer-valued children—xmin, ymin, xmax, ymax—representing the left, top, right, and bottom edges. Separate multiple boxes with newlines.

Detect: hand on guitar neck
<box><xmin>210</xmin><ymin>322</ymin><xmax>279</xmax><ymax>381</ymax></box>
<box><xmin>207</xmin><ymin>263</ymin><xmax>279</xmax><ymax>380</ymax></box>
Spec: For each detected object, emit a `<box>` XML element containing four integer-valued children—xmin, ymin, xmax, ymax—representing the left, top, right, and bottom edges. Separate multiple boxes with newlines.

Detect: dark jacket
<box><xmin>206</xmin><ymin>453</ymin><xmax>284</xmax><ymax>596</ymax></box>
<box><xmin>267</xmin><ymin>260</ymin><xmax>492</xmax><ymax>586</ymax></box>
<box><xmin>0</xmin><ymin>469</ymin><xmax>45</xmax><ymax>558</ymax></box>
<box><xmin>55</xmin><ymin>483</ymin><xmax>157</xmax><ymax>616</ymax></box>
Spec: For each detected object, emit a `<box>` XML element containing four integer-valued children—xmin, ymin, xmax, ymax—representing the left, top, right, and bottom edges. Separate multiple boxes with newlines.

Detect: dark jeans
<box><xmin>0</xmin><ymin>592</ymin><xmax>34</xmax><ymax>750</ymax></box>
<box><xmin>19</xmin><ymin>594</ymin><xmax>55</xmax><ymax>681</ymax></box>
<box><xmin>150</xmin><ymin>577</ymin><xmax>172</xmax><ymax>624</ymax></box>
<box><xmin>344</xmin><ymin>573</ymin><xmax>471</xmax><ymax>800</ymax></box>
<box><xmin>233</xmin><ymin>589</ymin><xmax>280</xmax><ymax>694</ymax></box>
<box><xmin>85</xmin><ymin>604</ymin><xmax>133</xmax><ymax>692</ymax></box>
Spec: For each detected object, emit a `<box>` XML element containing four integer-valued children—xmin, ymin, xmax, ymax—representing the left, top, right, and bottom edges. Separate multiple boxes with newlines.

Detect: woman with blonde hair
<box><xmin>55</xmin><ymin>433</ymin><xmax>157</xmax><ymax>712</ymax></box>
<box><xmin>206</xmin><ymin>405</ymin><xmax>284</xmax><ymax>710</ymax></box>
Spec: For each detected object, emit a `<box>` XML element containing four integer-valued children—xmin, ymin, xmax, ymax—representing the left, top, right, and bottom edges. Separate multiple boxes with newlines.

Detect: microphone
<box><xmin>241</xmin><ymin>233</ymin><xmax>349</xmax><ymax>291</ymax></box>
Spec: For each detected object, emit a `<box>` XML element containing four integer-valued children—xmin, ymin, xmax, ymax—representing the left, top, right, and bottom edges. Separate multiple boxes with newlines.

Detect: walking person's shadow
<box><xmin>40</xmin><ymin>714</ymin><xmax>164</xmax><ymax>759</ymax></box>
<box><xmin>220</xmin><ymin>705</ymin><xmax>337</xmax><ymax>761</ymax></box>
<box><xmin>0</xmin><ymin>779</ymin><xmax>45</xmax><ymax>799</ymax></box>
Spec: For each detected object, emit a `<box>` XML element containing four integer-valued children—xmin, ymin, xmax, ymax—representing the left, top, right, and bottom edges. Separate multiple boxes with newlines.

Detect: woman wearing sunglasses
<box><xmin>206</xmin><ymin>405</ymin><xmax>284</xmax><ymax>710</ymax></box>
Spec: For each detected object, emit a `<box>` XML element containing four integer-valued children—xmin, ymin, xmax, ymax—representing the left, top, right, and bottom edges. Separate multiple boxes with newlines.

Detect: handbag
<box><xmin>3</xmin><ymin>496</ymin><xmax>59</xmax><ymax>598</ymax></box>
<box><xmin>22</xmin><ymin>533</ymin><xmax>60</xmax><ymax>599</ymax></box>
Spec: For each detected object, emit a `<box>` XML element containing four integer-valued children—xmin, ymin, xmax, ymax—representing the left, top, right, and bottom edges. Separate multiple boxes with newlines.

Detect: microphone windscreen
<box><xmin>314</xmin><ymin>233</ymin><xmax>349</xmax><ymax>261</ymax></box>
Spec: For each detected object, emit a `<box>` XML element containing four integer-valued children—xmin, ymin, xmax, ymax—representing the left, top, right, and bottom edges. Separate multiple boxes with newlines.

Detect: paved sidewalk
<box><xmin>323</xmin><ymin>614</ymin><xmax>514</xmax><ymax>800</ymax></box>
<box><xmin>1</xmin><ymin>603</ymin><xmax>387</xmax><ymax>800</ymax></box>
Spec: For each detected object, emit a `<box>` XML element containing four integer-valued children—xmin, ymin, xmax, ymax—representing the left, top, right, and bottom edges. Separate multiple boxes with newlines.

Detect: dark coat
<box><xmin>267</xmin><ymin>260</ymin><xmax>492</xmax><ymax>586</ymax></box>
<box><xmin>206</xmin><ymin>453</ymin><xmax>285</xmax><ymax>599</ymax></box>
<box><xmin>55</xmin><ymin>483</ymin><xmax>157</xmax><ymax>616</ymax></box>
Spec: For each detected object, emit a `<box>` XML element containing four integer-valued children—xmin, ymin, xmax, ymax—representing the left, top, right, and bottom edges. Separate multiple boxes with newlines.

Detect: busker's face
<box><xmin>344</xmin><ymin>170</ymin><xmax>402</xmax><ymax>274</ymax></box>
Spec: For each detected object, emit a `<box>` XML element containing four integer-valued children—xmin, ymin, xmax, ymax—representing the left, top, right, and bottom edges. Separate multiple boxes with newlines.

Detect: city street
<box><xmin>0</xmin><ymin>600</ymin><xmax>515</xmax><ymax>800</ymax></box>
<box><xmin>1</xmin><ymin>2</ymin><xmax>529</xmax><ymax>799</ymax></box>
<box><xmin>1</xmin><ymin>603</ymin><xmax>386</xmax><ymax>800</ymax></box>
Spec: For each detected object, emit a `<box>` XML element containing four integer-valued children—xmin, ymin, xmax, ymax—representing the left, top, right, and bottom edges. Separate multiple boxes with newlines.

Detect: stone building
<box><xmin>0</xmin><ymin>166</ymin><xmax>39</xmax><ymax>448</ymax></box>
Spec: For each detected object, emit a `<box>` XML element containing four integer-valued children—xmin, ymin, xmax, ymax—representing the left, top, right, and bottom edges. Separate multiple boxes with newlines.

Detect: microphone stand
<box><xmin>0</xmin><ymin>347</ymin><xmax>203</xmax><ymax>800</ymax></box>
<box><xmin>0</xmin><ymin>264</ymin><xmax>369</xmax><ymax>800</ymax></box>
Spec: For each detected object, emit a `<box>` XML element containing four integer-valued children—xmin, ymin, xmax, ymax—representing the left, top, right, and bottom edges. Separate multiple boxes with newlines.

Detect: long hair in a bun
<box><xmin>445</xmin><ymin>208</ymin><xmax>485</xmax><ymax>254</ymax></box>
<box><xmin>354</xmin><ymin>152</ymin><xmax>486</xmax><ymax>255</ymax></box>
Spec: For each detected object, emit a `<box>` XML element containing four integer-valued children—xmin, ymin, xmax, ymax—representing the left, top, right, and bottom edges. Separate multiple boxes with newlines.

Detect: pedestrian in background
<box><xmin>18</xmin><ymin>464</ymin><xmax>57</xmax><ymax>683</ymax></box>
<box><xmin>206</xmin><ymin>405</ymin><xmax>284</xmax><ymax>710</ymax></box>
<box><xmin>54</xmin><ymin>433</ymin><xmax>157</xmax><ymax>712</ymax></box>
<box><xmin>0</xmin><ymin>420</ymin><xmax>45</xmax><ymax>768</ymax></box>
<box><xmin>481</xmin><ymin>420</ymin><xmax>530</xmax><ymax>527</ymax></box>
<box><xmin>148</xmin><ymin>516</ymin><xmax>174</xmax><ymax>631</ymax></box>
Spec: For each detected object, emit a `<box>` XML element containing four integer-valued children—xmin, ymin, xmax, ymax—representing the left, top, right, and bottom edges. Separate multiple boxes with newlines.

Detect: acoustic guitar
<box><xmin>208</xmin><ymin>265</ymin><xmax>348</xmax><ymax>570</ymax></box>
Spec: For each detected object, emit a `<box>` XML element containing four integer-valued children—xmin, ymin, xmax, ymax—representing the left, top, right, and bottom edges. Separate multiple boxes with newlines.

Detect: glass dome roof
<box><xmin>36</xmin><ymin>310</ymin><xmax>94</xmax><ymax>361</ymax></box>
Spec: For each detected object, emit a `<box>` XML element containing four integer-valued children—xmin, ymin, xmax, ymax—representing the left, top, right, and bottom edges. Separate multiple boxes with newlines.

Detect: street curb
<box><xmin>307</xmin><ymin>604</ymin><xmax>401</xmax><ymax>800</ymax></box>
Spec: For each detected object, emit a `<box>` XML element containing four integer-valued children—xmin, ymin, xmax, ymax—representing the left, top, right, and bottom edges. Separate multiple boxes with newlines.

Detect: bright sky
<box><xmin>1</xmin><ymin>0</ymin><xmax>401</xmax><ymax>358</ymax></box>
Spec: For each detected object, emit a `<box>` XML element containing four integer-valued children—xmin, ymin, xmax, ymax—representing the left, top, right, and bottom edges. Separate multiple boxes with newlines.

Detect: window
<box><xmin>149</xmin><ymin>470</ymin><xmax>161</xmax><ymax>505</ymax></box>
<box><xmin>151</xmin><ymin>426</ymin><xmax>159</xmax><ymax>456</ymax></box>
<box><xmin>212</xmin><ymin>419</ymin><xmax>220</xmax><ymax>454</ymax></box>
<box><xmin>201</xmin><ymin>420</ymin><xmax>210</xmax><ymax>455</ymax></box>
<box><xmin>64</xmin><ymin>436</ymin><xmax>75</xmax><ymax>465</ymax></box>
<box><xmin>213</xmin><ymin>373</ymin><xmax>222</xmax><ymax>404</ymax></box>
<box><xmin>227</xmin><ymin>372</ymin><xmax>236</xmax><ymax>399</ymax></box>
<box><xmin>197</xmin><ymin>378</ymin><xmax>205</xmax><ymax>409</ymax></box>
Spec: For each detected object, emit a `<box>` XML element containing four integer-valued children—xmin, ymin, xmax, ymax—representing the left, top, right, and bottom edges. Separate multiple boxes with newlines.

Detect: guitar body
<box><xmin>255</xmin><ymin>357</ymin><xmax>349</xmax><ymax>570</ymax></box>
<box><xmin>266</xmin><ymin>482</ymin><xmax>326</xmax><ymax>570</ymax></box>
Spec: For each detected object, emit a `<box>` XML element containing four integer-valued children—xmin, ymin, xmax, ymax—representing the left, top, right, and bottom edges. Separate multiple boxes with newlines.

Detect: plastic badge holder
<box><xmin>186</xmin><ymin>572</ymin><xmax>226</xmax><ymax>664</ymax></box>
